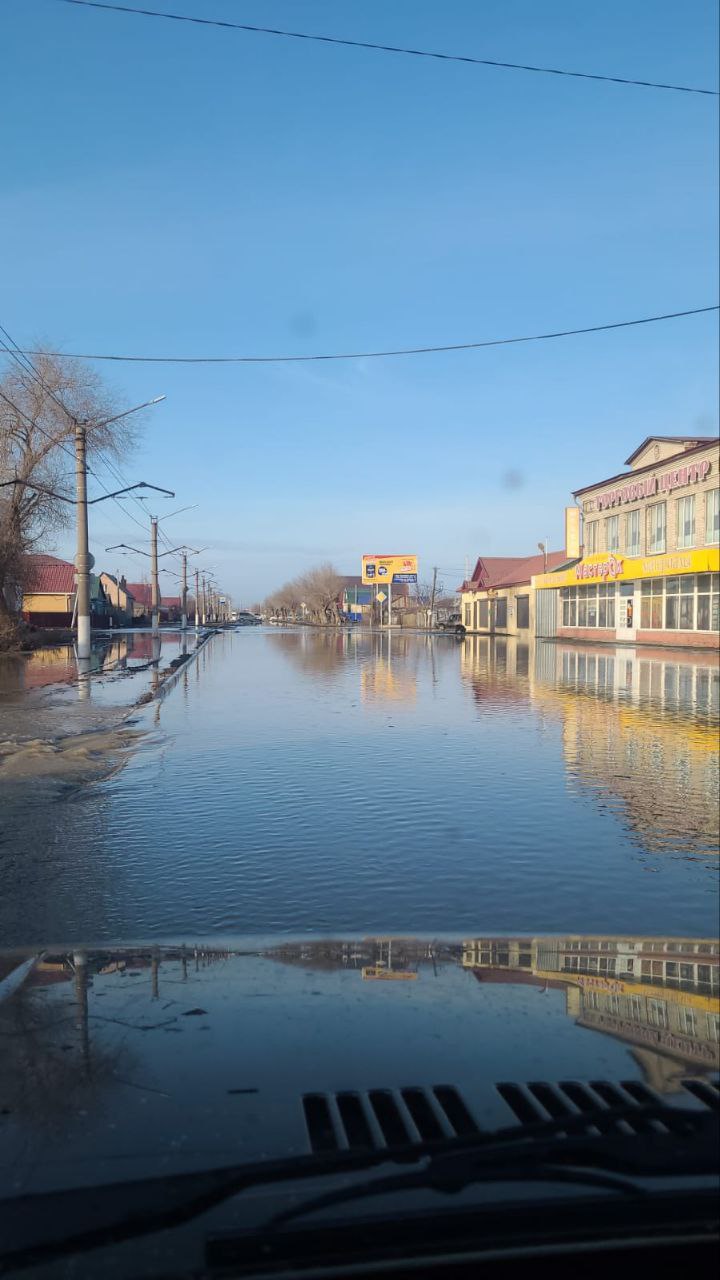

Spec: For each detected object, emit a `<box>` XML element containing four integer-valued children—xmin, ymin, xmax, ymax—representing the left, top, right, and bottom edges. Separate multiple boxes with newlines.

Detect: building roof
<box><xmin>623</xmin><ymin>435</ymin><xmax>718</xmax><ymax>466</ymax></box>
<box><xmin>573</xmin><ymin>438</ymin><xmax>718</xmax><ymax>498</ymax></box>
<box><xmin>125</xmin><ymin>582</ymin><xmax>153</xmax><ymax>607</ymax></box>
<box><xmin>460</xmin><ymin>551</ymin><xmax>568</xmax><ymax>593</ymax></box>
<box><xmin>100</xmin><ymin>572</ymin><xmax>135</xmax><ymax>601</ymax></box>
<box><xmin>161</xmin><ymin>596</ymin><xmax>181</xmax><ymax>609</ymax></box>
<box><xmin>24</xmin><ymin>554</ymin><xmax>75</xmax><ymax>595</ymax></box>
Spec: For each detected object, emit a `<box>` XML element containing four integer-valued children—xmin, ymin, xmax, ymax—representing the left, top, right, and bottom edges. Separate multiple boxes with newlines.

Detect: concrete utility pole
<box><xmin>150</xmin><ymin>518</ymin><xmax>160</xmax><ymax>632</ymax></box>
<box><xmin>194</xmin><ymin>569</ymin><xmax>200</xmax><ymax>628</ymax></box>
<box><xmin>181</xmin><ymin>553</ymin><xmax>188</xmax><ymax>630</ymax></box>
<box><xmin>429</xmin><ymin>566</ymin><xmax>438</xmax><ymax>630</ymax></box>
<box><xmin>74</xmin><ymin>423</ymin><xmax>92</xmax><ymax>659</ymax></box>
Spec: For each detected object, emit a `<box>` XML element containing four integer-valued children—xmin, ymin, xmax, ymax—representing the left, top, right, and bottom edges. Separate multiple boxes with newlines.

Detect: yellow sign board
<box><xmin>362</xmin><ymin>554</ymin><xmax>418</xmax><ymax>585</ymax></box>
<box><xmin>565</xmin><ymin>506</ymin><xmax>581</xmax><ymax>560</ymax></box>
<box><xmin>533</xmin><ymin>547</ymin><xmax>719</xmax><ymax>589</ymax></box>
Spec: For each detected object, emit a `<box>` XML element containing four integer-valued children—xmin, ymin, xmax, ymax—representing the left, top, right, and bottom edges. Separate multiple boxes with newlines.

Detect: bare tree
<box><xmin>0</xmin><ymin>351</ymin><xmax>139</xmax><ymax>632</ymax></box>
<box><xmin>262</xmin><ymin>563</ymin><xmax>344</xmax><ymax>625</ymax></box>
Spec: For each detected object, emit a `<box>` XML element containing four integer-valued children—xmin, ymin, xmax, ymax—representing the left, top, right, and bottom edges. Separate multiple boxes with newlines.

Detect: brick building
<box><xmin>534</xmin><ymin>435</ymin><xmax>719</xmax><ymax>649</ymax></box>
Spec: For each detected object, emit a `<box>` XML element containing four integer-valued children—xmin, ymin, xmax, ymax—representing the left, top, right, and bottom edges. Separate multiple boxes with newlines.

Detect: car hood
<box><xmin>1</xmin><ymin>934</ymin><xmax>718</xmax><ymax>1200</ymax></box>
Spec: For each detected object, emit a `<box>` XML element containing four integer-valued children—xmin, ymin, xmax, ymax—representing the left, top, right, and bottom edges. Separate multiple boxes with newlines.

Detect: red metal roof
<box><xmin>460</xmin><ymin>551</ymin><xmax>568</xmax><ymax>592</ymax></box>
<box><xmin>162</xmin><ymin>596</ymin><xmax>181</xmax><ymax>608</ymax></box>
<box><xmin>25</xmin><ymin>554</ymin><xmax>75</xmax><ymax>595</ymax></box>
<box><xmin>126</xmin><ymin>583</ymin><xmax>153</xmax><ymax>607</ymax></box>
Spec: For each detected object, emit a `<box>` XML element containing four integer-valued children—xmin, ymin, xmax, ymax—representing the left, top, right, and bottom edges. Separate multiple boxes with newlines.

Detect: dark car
<box><xmin>437</xmin><ymin>612</ymin><xmax>466</xmax><ymax>635</ymax></box>
<box><xmin>1</xmin><ymin>933</ymin><xmax>717</xmax><ymax>1279</ymax></box>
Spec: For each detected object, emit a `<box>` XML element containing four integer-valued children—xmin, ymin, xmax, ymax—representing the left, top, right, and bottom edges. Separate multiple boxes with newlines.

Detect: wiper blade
<box><xmin>1</xmin><ymin>1102</ymin><xmax>715</xmax><ymax>1270</ymax></box>
<box><xmin>270</xmin><ymin>1114</ymin><xmax>719</xmax><ymax>1230</ymax></box>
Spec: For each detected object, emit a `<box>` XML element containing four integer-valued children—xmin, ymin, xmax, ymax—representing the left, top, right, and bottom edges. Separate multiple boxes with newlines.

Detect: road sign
<box><xmin>376</xmin><ymin>590</ymin><xmax>387</xmax><ymax>603</ymax></box>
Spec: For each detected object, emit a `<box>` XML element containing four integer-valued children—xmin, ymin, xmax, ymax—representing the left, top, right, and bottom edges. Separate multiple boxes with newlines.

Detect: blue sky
<box><xmin>3</xmin><ymin>0</ymin><xmax>718</xmax><ymax>603</ymax></box>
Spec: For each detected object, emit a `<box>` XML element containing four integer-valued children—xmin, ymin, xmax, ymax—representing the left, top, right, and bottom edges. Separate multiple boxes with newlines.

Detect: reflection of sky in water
<box><xmin>1</xmin><ymin>631</ymin><xmax>718</xmax><ymax>946</ymax></box>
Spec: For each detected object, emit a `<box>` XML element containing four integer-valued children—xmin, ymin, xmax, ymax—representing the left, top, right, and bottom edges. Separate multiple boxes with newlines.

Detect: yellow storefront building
<box><xmin>534</xmin><ymin>435</ymin><xmax>720</xmax><ymax>650</ymax></box>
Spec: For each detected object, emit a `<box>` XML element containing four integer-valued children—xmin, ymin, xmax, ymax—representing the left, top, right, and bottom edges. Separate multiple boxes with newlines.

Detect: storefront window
<box><xmin>707</xmin><ymin>489</ymin><xmax>720</xmax><ymax>544</ymax></box>
<box><xmin>605</xmin><ymin>515</ymin><xmax>619</xmax><ymax>551</ymax></box>
<box><xmin>639</xmin><ymin>574</ymin><xmax>720</xmax><ymax>631</ymax></box>
<box><xmin>647</xmin><ymin>502</ymin><xmax>666</xmax><ymax>554</ymax></box>
<box><xmin>625</xmin><ymin>509</ymin><xmax>641</xmax><ymax>556</ymax></box>
<box><xmin>561</xmin><ymin>584</ymin><xmax>614</xmax><ymax>629</ymax></box>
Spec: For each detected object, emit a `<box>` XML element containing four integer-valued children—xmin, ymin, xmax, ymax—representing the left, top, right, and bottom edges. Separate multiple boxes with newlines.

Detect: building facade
<box><xmin>459</xmin><ymin>551</ymin><xmax>568</xmax><ymax>637</ymax></box>
<box><xmin>534</xmin><ymin>436</ymin><xmax>720</xmax><ymax>649</ymax></box>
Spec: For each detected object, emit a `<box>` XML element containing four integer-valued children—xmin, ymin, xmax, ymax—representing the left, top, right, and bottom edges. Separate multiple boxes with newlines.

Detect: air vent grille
<box><xmin>302</xmin><ymin>1077</ymin><xmax>718</xmax><ymax>1153</ymax></box>
<box><xmin>496</xmin><ymin>1077</ymin><xmax>719</xmax><ymax>1135</ymax></box>
<box><xmin>302</xmin><ymin>1085</ymin><xmax>481</xmax><ymax>1153</ymax></box>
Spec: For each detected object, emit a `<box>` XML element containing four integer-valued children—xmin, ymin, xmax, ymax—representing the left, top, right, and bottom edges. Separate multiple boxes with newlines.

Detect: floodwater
<box><xmin>0</xmin><ymin>628</ymin><xmax>718</xmax><ymax>945</ymax></box>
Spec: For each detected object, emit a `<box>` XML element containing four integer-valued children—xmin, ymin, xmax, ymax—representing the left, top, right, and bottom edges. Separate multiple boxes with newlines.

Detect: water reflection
<box><xmin>463</xmin><ymin>933</ymin><xmax>720</xmax><ymax>1088</ymax></box>
<box><xmin>461</xmin><ymin>635</ymin><xmax>719</xmax><ymax>856</ymax></box>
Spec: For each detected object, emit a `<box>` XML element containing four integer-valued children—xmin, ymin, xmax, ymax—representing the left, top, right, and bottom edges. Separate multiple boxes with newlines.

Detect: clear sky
<box><xmin>3</xmin><ymin>0</ymin><xmax>718</xmax><ymax>603</ymax></box>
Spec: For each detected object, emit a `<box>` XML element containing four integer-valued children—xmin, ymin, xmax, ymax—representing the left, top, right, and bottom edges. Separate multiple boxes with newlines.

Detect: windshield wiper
<box><xmin>1</xmin><ymin>1103</ymin><xmax>716</xmax><ymax>1271</ymax></box>
<box><xmin>269</xmin><ymin>1112</ymin><xmax>718</xmax><ymax>1230</ymax></box>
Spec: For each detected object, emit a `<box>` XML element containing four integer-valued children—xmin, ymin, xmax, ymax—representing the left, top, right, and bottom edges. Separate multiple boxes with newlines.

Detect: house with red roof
<box><xmin>458</xmin><ymin>550</ymin><xmax>571</xmax><ymax>636</ymax></box>
<box><xmin>125</xmin><ymin>582</ymin><xmax>154</xmax><ymax>622</ymax></box>
<box><xmin>21</xmin><ymin>554</ymin><xmax>77</xmax><ymax>627</ymax></box>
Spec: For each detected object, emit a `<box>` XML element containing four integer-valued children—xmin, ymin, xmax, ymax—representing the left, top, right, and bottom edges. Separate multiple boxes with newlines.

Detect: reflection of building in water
<box><xmin>268</xmin><ymin>937</ymin><xmax>455</xmax><ymax>972</ymax></box>
<box><xmin>533</xmin><ymin>643</ymin><xmax>720</xmax><ymax>854</ymax></box>
<box><xmin>459</xmin><ymin>633</ymin><xmax>532</xmax><ymax>710</ymax></box>
<box><xmin>464</xmin><ymin>936</ymin><xmax>720</xmax><ymax>1087</ymax></box>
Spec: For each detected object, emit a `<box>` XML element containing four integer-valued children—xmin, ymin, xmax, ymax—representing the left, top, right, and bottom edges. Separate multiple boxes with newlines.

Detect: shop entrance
<box><xmin>617</xmin><ymin>582</ymin><xmax>636</xmax><ymax>641</ymax></box>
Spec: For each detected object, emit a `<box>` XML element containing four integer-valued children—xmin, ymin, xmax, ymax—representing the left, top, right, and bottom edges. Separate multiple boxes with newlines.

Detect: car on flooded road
<box><xmin>1</xmin><ymin>930</ymin><xmax>717</xmax><ymax>1279</ymax></box>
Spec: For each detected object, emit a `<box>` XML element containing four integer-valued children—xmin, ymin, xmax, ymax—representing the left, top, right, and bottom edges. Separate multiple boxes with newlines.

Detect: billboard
<box><xmin>362</xmin><ymin>554</ymin><xmax>418</xmax><ymax>585</ymax></box>
<box><xmin>565</xmin><ymin>506</ymin><xmax>581</xmax><ymax>560</ymax></box>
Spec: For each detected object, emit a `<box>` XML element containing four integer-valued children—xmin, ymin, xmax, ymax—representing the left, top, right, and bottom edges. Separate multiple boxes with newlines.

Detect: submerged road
<box><xmin>1</xmin><ymin>627</ymin><xmax>718</xmax><ymax>944</ymax></box>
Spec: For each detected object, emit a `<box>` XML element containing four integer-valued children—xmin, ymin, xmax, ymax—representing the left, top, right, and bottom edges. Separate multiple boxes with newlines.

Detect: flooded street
<box><xmin>1</xmin><ymin>628</ymin><xmax>718</xmax><ymax>945</ymax></box>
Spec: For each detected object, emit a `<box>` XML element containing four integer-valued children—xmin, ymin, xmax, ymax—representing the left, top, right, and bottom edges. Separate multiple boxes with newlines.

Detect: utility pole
<box><xmin>202</xmin><ymin>575</ymin><xmax>207</xmax><ymax>625</ymax></box>
<box><xmin>194</xmin><ymin>569</ymin><xmax>200</xmax><ymax>628</ymax></box>
<box><xmin>181</xmin><ymin>552</ymin><xmax>188</xmax><ymax>630</ymax></box>
<box><xmin>429</xmin><ymin>566</ymin><xmax>438</xmax><ymax>630</ymax></box>
<box><xmin>150</xmin><ymin>518</ymin><xmax>160</xmax><ymax>632</ymax></box>
<box><xmin>74</xmin><ymin>423</ymin><xmax>92</xmax><ymax>659</ymax></box>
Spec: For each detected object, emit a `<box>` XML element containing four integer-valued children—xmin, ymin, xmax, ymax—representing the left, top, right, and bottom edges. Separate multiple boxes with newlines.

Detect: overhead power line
<box><xmin>56</xmin><ymin>0</ymin><xmax>718</xmax><ymax>97</ymax></box>
<box><xmin>17</xmin><ymin>306</ymin><xmax>719</xmax><ymax>366</ymax></box>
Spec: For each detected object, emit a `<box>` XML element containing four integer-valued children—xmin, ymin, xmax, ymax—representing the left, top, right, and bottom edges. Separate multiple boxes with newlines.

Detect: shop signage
<box><xmin>576</xmin><ymin>975</ymin><xmax>625</xmax><ymax>993</ymax></box>
<box><xmin>593</xmin><ymin>458</ymin><xmax>711</xmax><ymax>511</ymax></box>
<box><xmin>532</xmin><ymin>546</ymin><xmax>720</xmax><ymax>590</ymax></box>
<box><xmin>575</xmin><ymin>555</ymin><xmax>623</xmax><ymax>581</ymax></box>
<box><xmin>564</xmin><ymin>506</ymin><xmax>581</xmax><ymax>559</ymax></box>
<box><xmin>362</xmin><ymin>554</ymin><xmax>418</xmax><ymax>585</ymax></box>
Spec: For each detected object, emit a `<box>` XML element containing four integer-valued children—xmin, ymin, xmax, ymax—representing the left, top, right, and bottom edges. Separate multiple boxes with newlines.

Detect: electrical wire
<box><xmin>56</xmin><ymin>0</ymin><xmax>718</xmax><ymax>96</ymax></box>
<box><xmin>0</xmin><ymin>329</ymin><xmax>150</xmax><ymax>535</ymax></box>
<box><xmin>17</xmin><ymin>306</ymin><xmax>719</xmax><ymax>365</ymax></box>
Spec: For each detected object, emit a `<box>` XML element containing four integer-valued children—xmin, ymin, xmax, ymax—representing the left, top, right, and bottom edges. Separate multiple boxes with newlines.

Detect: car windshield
<box><xmin>1</xmin><ymin>1</ymin><xmax>718</xmax><ymax>1275</ymax></box>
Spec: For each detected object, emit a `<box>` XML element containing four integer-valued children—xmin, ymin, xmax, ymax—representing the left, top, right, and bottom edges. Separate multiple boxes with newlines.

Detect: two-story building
<box><xmin>534</xmin><ymin>435</ymin><xmax>719</xmax><ymax>649</ymax></box>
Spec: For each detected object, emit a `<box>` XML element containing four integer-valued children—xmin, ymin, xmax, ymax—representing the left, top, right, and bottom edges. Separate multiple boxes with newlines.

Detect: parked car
<box><xmin>437</xmin><ymin>612</ymin><xmax>465</xmax><ymax>635</ymax></box>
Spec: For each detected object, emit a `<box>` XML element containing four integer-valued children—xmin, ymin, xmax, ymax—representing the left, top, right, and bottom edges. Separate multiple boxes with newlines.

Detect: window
<box><xmin>516</xmin><ymin>595</ymin><xmax>529</xmax><ymax>629</ymax></box>
<box><xmin>562</xmin><ymin>585</ymin><xmax>614</xmax><ymax>629</ymax></box>
<box><xmin>625</xmin><ymin>509</ymin><xmax>641</xmax><ymax>556</ymax></box>
<box><xmin>605</xmin><ymin>515</ymin><xmax>620</xmax><ymax>551</ymax></box>
<box><xmin>682</xmin><ymin>1008</ymin><xmax>698</xmax><ymax>1036</ymax></box>
<box><xmin>707</xmin><ymin>489</ymin><xmax>720</xmax><ymax>544</ymax></box>
<box><xmin>494</xmin><ymin>598</ymin><xmax>507</xmax><ymax>629</ymax></box>
<box><xmin>647</xmin><ymin>999</ymin><xmax>669</xmax><ymax>1029</ymax></box>
<box><xmin>676</xmin><ymin>494</ymin><xmax>696</xmax><ymax>548</ymax></box>
<box><xmin>464</xmin><ymin>604</ymin><xmax>472</xmax><ymax>627</ymax></box>
<box><xmin>647</xmin><ymin>502</ymin><xmax>666</xmax><ymax>553</ymax></box>
<box><xmin>478</xmin><ymin>599</ymin><xmax>489</xmax><ymax>629</ymax></box>
<box><xmin>585</xmin><ymin>520</ymin><xmax>599</xmax><ymax>553</ymax></box>
<box><xmin>640</xmin><ymin>578</ymin><xmax>663</xmax><ymax>629</ymax></box>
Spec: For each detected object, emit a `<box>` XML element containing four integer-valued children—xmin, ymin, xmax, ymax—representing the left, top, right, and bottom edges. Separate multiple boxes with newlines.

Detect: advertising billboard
<box><xmin>362</xmin><ymin>554</ymin><xmax>418</xmax><ymax>585</ymax></box>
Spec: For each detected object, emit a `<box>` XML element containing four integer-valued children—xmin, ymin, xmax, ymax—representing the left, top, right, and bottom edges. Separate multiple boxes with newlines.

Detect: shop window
<box><xmin>516</xmin><ymin>595</ymin><xmax>529</xmax><ymax>629</ymax></box>
<box><xmin>676</xmin><ymin>495</ymin><xmax>696</xmax><ymax>549</ymax></box>
<box><xmin>625</xmin><ymin>509</ymin><xmax>641</xmax><ymax>556</ymax></box>
<box><xmin>707</xmin><ymin>489</ymin><xmax>720</xmax><ymax>544</ymax></box>
<box><xmin>495</xmin><ymin>598</ymin><xmax>507</xmax><ymax>629</ymax></box>
<box><xmin>640</xmin><ymin>578</ymin><xmax>663</xmax><ymax>629</ymax></box>
<box><xmin>605</xmin><ymin>515</ymin><xmax>620</xmax><ymax>552</ymax></box>
<box><xmin>647</xmin><ymin>501</ymin><xmax>667</xmax><ymax>554</ymax></box>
